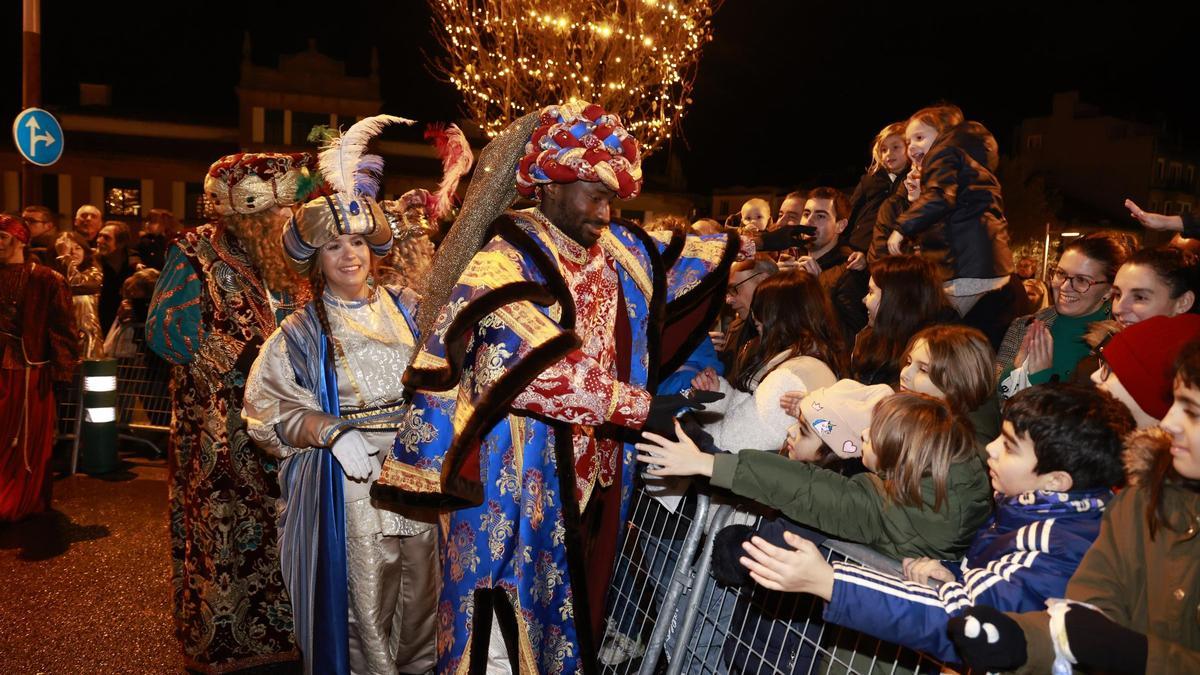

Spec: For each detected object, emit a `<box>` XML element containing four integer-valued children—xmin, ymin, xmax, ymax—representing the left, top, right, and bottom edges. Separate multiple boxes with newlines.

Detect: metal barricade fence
<box><xmin>602</xmin><ymin>483</ymin><xmax>955</xmax><ymax>675</ymax></box>
<box><xmin>58</xmin><ymin>325</ymin><xmax>173</xmax><ymax>472</ymax></box>
<box><xmin>57</xmin><ymin>369</ymin><xmax>85</xmax><ymax>472</ymax></box>
<box><xmin>111</xmin><ymin>324</ymin><xmax>172</xmax><ymax>459</ymax></box>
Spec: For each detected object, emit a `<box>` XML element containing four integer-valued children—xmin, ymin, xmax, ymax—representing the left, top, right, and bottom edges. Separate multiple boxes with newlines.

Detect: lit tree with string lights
<box><xmin>427</xmin><ymin>0</ymin><xmax>724</xmax><ymax>155</ymax></box>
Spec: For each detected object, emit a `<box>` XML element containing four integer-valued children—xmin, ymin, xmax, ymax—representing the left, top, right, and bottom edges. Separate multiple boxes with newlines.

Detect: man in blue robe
<box><xmin>373</xmin><ymin>102</ymin><xmax>803</xmax><ymax>674</ymax></box>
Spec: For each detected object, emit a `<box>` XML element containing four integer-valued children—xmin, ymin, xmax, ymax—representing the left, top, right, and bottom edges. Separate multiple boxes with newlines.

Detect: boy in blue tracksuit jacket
<box><xmin>817</xmin><ymin>384</ymin><xmax>1135</xmax><ymax>664</ymax></box>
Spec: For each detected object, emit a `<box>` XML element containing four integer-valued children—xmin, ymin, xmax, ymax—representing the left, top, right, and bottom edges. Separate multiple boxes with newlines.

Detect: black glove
<box><xmin>758</xmin><ymin>225</ymin><xmax>817</xmax><ymax>251</ymax></box>
<box><xmin>711</xmin><ymin>524</ymin><xmax>755</xmax><ymax>586</ymax></box>
<box><xmin>679</xmin><ymin>416</ymin><xmax>719</xmax><ymax>454</ymax></box>
<box><xmin>1064</xmin><ymin>605</ymin><xmax>1147</xmax><ymax>675</ymax></box>
<box><xmin>947</xmin><ymin>605</ymin><xmax>1027</xmax><ymax>672</ymax></box>
<box><xmin>643</xmin><ymin>391</ymin><xmax>724</xmax><ymax>437</ymax></box>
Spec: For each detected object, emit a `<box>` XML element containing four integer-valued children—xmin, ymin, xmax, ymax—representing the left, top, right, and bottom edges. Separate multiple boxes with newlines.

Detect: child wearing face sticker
<box><xmin>951</xmin><ymin>342</ymin><xmax>1200</xmax><ymax>675</ymax></box>
<box><xmin>710</xmin><ymin>380</ymin><xmax>895</xmax><ymax>589</ymax></box>
<box><xmin>777</xmin><ymin>384</ymin><xmax>1132</xmax><ymax>666</ymax></box>
<box><xmin>845</xmin><ymin>122</ymin><xmax>909</xmax><ymax>254</ymax></box>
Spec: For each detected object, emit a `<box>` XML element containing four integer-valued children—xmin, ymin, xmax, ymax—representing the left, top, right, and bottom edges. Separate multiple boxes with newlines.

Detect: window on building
<box><xmin>1182</xmin><ymin>203</ymin><xmax>1193</xmax><ymax>215</ymax></box>
<box><xmin>264</xmin><ymin>109</ymin><xmax>285</xmax><ymax>145</ymax></box>
<box><xmin>291</xmin><ymin>112</ymin><xmax>330</xmax><ymax>146</ymax></box>
<box><xmin>1170</xmin><ymin>162</ymin><xmax>1182</xmax><ymax>182</ymax></box>
<box><xmin>1156</xmin><ymin>159</ymin><xmax>1166</xmax><ymax>180</ymax></box>
<box><xmin>1025</xmin><ymin>134</ymin><xmax>1043</xmax><ymax>150</ymax></box>
<box><xmin>1163</xmin><ymin>201</ymin><xmax>1175</xmax><ymax>215</ymax></box>
<box><xmin>104</xmin><ymin>178</ymin><xmax>141</xmax><ymax>217</ymax></box>
<box><xmin>1188</xmin><ymin>165</ymin><xmax>1196</xmax><ymax>187</ymax></box>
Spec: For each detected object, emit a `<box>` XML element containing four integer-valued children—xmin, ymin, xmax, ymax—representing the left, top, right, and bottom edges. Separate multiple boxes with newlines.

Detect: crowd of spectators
<box><xmin>6</xmin><ymin>99</ymin><xmax>1200</xmax><ymax>673</ymax></box>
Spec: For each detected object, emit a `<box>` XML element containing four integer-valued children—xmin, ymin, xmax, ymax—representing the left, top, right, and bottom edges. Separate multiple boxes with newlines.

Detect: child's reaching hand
<box><xmin>690</xmin><ymin>367</ymin><xmax>721</xmax><ymax>392</ymax></box>
<box><xmin>739</xmin><ymin>531</ymin><xmax>834</xmax><ymax>600</ymax></box>
<box><xmin>636</xmin><ymin>419</ymin><xmax>715</xmax><ymax>478</ymax></box>
<box><xmin>779</xmin><ymin>390</ymin><xmax>806</xmax><ymax>418</ymax></box>
<box><xmin>901</xmin><ymin>557</ymin><xmax>955</xmax><ymax>586</ymax></box>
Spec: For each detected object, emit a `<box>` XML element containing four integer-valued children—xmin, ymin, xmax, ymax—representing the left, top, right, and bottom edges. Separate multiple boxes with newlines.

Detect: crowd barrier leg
<box><xmin>635</xmin><ymin>492</ymin><xmax>710</xmax><ymax>675</ymax></box>
<box><xmin>67</xmin><ymin>384</ymin><xmax>84</xmax><ymax>475</ymax></box>
<box><xmin>666</xmin><ymin>503</ymin><xmax>735</xmax><ymax>674</ymax></box>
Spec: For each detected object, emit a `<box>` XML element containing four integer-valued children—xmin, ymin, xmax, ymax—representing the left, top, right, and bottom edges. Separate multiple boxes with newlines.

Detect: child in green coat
<box><xmin>637</xmin><ymin>390</ymin><xmax>993</xmax><ymax>562</ymax></box>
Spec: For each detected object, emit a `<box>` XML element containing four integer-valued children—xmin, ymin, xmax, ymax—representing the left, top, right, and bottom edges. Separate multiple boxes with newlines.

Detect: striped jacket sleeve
<box><xmin>822</xmin><ymin>518</ymin><xmax>1084</xmax><ymax>663</ymax></box>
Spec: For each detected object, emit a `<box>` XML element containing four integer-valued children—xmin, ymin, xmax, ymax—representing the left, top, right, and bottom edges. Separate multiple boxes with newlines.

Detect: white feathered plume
<box><xmin>317</xmin><ymin>114</ymin><xmax>415</xmax><ymax>199</ymax></box>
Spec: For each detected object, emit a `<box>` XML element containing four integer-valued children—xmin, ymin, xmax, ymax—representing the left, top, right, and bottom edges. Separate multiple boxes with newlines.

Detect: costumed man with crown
<box><xmin>371</xmin><ymin>102</ymin><xmax>811</xmax><ymax>674</ymax></box>
<box><xmin>243</xmin><ymin>115</ymin><xmax>437</xmax><ymax>675</ymax></box>
<box><xmin>0</xmin><ymin>214</ymin><xmax>79</xmax><ymax>522</ymax></box>
<box><xmin>147</xmin><ymin>153</ymin><xmax>315</xmax><ymax>671</ymax></box>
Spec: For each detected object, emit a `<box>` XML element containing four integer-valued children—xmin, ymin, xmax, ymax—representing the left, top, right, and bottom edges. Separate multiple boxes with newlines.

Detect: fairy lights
<box><xmin>427</xmin><ymin>0</ymin><xmax>724</xmax><ymax>155</ymax></box>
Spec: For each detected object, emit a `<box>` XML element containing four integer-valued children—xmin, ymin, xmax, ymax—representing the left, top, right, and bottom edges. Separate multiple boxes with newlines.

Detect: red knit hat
<box><xmin>1102</xmin><ymin>314</ymin><xmax>1200</xmax><ymax>419</ymax></box>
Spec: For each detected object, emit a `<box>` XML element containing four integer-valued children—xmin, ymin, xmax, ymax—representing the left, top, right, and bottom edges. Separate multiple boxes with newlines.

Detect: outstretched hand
<box><xmin>636</xmin><ymin>419</ymin><xmax>715</xmax><ymax>478</ymax></box>
<box><xmin>1125</xmin><ymin>198</ymin><xmax>1183</xmax><ymax>232</ymax></box>
<box><xmin>779</xmin><ymin>390</ymin><xmax>807</xmax><ymax>418</ymax></box>
<box><xmin>739</xmin><ymin>531</ymin><xmax>834</xmax><ymax>600</ymax></box>
<box><xmin>690</xmin><ymin>367</ymin><xmax>721</xmax><ymax>392</ymax></box>
<box><xmin>643</xmin><ymin>390</ymin><xmax>724</xmax><ymax>437</ymax></box>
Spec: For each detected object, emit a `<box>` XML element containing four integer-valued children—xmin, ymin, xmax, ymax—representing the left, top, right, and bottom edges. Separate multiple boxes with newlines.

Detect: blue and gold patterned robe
<box><xmin>373</xmin><ymin>209</ymin><xmax>739</xmax><ymax>674</ymax></box>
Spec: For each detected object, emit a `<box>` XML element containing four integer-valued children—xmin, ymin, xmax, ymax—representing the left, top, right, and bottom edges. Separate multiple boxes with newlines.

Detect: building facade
<box><xmin>1014</xmin><ymin>91</ymin><xmax>1199</xmax><ymax>224</ymax></box>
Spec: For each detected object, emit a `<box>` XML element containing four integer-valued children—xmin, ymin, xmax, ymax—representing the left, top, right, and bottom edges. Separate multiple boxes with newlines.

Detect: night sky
<box><xmin>4</xmin><ymin>1</ymin><xmax>1197</xmax><ymax>192</ymax></box>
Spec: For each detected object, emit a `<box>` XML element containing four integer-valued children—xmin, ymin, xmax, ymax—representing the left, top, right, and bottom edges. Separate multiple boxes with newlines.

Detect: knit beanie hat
<box><xmin>1101</xmin><ymin>313</ymin><xmax>1200</xmax><ymax>419</ymax></box>
<box><xmin>799</xmin><ymin>379</ymin><xmax>894</xmax><ymax>458</ymax></box>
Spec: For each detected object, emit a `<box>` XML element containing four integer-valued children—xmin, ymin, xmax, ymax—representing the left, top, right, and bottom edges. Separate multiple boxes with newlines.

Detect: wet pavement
<box><xmin>0</xmin><ymin>451</ymin><xmax>184</xmax><ymax>673</ymax></box>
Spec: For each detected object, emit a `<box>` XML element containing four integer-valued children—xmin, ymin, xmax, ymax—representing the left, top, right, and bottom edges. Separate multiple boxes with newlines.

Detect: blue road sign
<box><xmin>12</xmin><ymin>107</ymin><xmax>64</xmax><ymax>167</ymax></box>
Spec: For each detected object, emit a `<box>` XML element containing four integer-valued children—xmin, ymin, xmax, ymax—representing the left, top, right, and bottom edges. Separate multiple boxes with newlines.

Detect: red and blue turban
<box><xmin>516</xmin><ymin>102</ymin><xmax>643</xmax><ymax>200</ymax></box>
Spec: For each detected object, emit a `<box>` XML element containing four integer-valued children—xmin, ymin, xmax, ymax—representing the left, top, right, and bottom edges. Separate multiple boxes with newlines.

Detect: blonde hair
<box><xmin>870</xmin><ymin>392</ymin><xmax>977</xmax><ymax>512</ymax></box>
<box><xmin>868</xmin><ymin>122</ymin><xmax>908</xmax><ymax>175</ymax></box>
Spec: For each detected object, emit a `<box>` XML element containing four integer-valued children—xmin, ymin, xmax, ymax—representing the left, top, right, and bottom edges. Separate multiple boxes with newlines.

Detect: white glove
<box><xmin>330</xmin><ymin>429</ymin><xmax>373</xmax><ymax>481</ymax></box>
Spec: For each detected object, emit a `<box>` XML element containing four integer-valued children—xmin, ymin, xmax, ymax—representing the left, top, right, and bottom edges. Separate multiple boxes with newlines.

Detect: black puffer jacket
<box><xmin>843</xmin><ymin>170</ymin><xmax>905</xmax><ymax>253</ymax></box>
<box><xmin>896</xmin><ymin>122</ymin><xmax>1013</xmax><ymax>280</ymax></box>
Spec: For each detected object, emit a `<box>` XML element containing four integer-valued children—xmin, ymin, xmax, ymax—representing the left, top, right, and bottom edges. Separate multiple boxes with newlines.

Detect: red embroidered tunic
<box><xmin>511</xmin><ymin>213</ymin><xmax>652</xmax><ymax>507</ymax></box>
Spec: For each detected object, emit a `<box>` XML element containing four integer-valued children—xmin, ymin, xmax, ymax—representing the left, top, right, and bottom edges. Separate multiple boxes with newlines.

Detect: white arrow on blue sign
<box><xmin>12</xmin><ymin>107</ymin><xmax>65</xmax><ymax>167</ymax></box>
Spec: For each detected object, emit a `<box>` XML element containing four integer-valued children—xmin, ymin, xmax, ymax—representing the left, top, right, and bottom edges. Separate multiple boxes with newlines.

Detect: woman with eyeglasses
<box><xmin>997</xmin><ymin>231</ymin><xmax>1134</xmax><ymax>398</ymax></box>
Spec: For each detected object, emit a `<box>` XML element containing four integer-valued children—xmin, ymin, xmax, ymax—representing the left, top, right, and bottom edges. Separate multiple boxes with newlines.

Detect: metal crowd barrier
<box><xmin>57</xmin><ymin>369</ymin><xmax>85</xmax><ymax>473</ymax></box>
<box><xmin>601</xmin><ymin>481</ymin><xmax>954</xmax><ymax>675</ymax></box>
<box><xmin>58</xmin><ymin>325</ymin><xmax>173</xmax><ymax>473</ymax></box>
